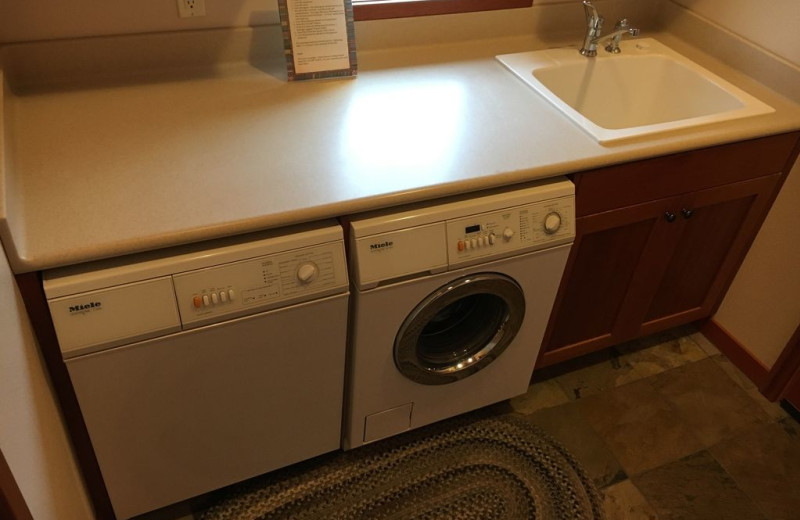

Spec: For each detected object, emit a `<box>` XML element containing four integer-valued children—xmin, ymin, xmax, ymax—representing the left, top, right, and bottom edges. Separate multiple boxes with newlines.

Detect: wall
<box><xmin>670</xmin><ymin>0</ymin><xmax>800</xmax><ymax>66</ymax></box>
<box><xmin>662</xmin><ymin>0</ymin><xmax>800</xmax><ymax>368</ymax></box>
<box><xmin>0</xmin><ymin>245</ymin><xmax>94</xmax><ymax>519</ymax></box>
<box><xmin>0</xmin><ymin>0</ymin><xmax>656</xmax><ymax>45</ymax></box>
<box><xmin>0</xmin><ymin>0</ymin><xmax>280</xmax><ymax>43</ymax></box>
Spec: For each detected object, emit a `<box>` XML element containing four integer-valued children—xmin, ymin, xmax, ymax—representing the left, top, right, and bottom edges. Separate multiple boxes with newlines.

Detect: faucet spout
<box><xmin>579</xmin><ymin>2</ymin><xmax>639</xmax><ymax>57</ymax></box>
<box><xmin>580</xmin><ymin>0</ymin><xmax>604</xmax><ymax>57</ymax></box>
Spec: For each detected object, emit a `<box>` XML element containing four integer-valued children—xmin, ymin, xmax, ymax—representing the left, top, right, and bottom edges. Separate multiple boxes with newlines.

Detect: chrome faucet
<box><xmin>579</xmin><ymin>0</ymin><xmax>640</xmax><ymax>57</ymax></box>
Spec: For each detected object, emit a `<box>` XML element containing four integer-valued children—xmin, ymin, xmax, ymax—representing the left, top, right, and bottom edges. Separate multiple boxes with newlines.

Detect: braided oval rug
<box><xmin>198</xmin><ymin>413</ymin><xmax>604</xmax><ymax>520</ymax></box>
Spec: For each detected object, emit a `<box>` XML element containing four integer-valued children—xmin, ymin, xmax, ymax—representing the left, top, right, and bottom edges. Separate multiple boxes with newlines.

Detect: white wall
<box><xmin>0</xmin><ymin>246</ymin><xmax>94</xmax><ymax>519</ymax></box>
<box><xmin>671</xmin><ymin>0</ymin><xmax>800</xmax><ymax>66</ymax></box>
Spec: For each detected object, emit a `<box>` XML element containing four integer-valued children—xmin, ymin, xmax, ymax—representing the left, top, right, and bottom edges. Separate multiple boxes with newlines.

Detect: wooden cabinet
<box><xmin>539</xmin><ymin>132</ymin><xmax>800</xmax><ymax>367</ymax></box>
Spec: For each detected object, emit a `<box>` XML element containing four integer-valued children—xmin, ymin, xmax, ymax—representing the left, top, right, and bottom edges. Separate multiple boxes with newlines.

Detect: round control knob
<box><xmin>544</xmin><ymin>212</ymin><xmax>562</xmax><ymax>234</ymax></box>
<box><xmin>502</xmin><ymin>228</ymin><xmax>515</xmax><ymax>241</ymax></box>
<box><xmin>296</xmin><ymin>262</ymin><xmax>318</xmax><ymax>283</ymax></box>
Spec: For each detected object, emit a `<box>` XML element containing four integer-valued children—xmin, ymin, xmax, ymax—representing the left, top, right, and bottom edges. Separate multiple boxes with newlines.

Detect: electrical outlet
<box><xmin>177</xmin><ymin>0</ymin><xmax>206</xmax><ymax>18</ymax></box>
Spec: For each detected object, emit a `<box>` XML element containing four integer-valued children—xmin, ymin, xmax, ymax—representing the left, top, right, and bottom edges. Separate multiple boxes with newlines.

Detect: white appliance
<box><xmin>43</xmin><ymin>221</ymin><xmax>349</xmax><ymax>520</ymax></box>
<box><xmin>344</xmin><ymin>178</ymin><xmax>575</xmax><ymax>449</ymax></box>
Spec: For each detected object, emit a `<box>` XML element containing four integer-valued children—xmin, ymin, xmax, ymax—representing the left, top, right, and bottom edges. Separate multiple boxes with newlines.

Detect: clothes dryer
<box><xmin>344</xmin><ymin>177</ymin><xmax>575</xmax><ymax>449</ymax></box>
<box><xmin>43</xmin><ymin>222</ymin><xmax>349</xmax><ymax>519</ymax></box>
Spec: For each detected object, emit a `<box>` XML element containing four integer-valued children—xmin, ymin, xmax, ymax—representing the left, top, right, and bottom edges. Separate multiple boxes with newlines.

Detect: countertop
<box><xmin>2</xmin><ymin>28</ymin><xmax>800</xmax><ymax>274</ymax></box>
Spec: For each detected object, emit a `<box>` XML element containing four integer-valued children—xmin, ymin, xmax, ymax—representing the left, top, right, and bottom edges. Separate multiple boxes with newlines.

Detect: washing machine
<box><xmin>343</xmin><ymin>177</ymin><xmax>575</xmax><ymax>449</ymax></box>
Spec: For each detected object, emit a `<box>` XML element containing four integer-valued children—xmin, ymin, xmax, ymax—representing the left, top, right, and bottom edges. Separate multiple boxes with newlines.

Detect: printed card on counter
<box><xmin>278</xmin><ymin>0</ymin><xmax>357</xmax><ymax>81</ymax></box>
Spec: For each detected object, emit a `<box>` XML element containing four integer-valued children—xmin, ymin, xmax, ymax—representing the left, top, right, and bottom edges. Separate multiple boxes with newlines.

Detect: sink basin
<box><xmin>496</xmin><ymin>38</ymin><xmax>774</xmax><ymax>143</ymax></box>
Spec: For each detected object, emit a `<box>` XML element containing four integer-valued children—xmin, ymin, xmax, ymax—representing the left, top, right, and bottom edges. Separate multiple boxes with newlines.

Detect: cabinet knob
<box><xmin>664</xmin><ymin>211</ymin><xmax>676</xmax><ymax>223</ymax></box>
<box><xmin>681</xmin><ymin>208</ymin><xmax>694</xmax><ymax>219</ymax></box>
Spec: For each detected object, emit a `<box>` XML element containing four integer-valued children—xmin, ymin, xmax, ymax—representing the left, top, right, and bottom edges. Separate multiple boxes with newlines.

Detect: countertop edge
<box><xmin>8</xmin><ymin>121</ymin><xmax>800</xmax><ymax>274</ymax></box>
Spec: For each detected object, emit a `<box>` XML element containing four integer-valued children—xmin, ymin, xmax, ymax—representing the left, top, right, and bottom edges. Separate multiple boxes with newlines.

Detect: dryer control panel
<box><xmin>44</xmin><ymin>221</ymin><xmax>348</xmax><ymax>356</ymax></box>
<box><xmin>445</xmin><ymin>195</ymin><xmax>574</xmax><ymax>268</ymax></box>
<box><xmin>173</xmin><ymin>242</ymin><xmax>347</xmax><ymax>328</ymax></box>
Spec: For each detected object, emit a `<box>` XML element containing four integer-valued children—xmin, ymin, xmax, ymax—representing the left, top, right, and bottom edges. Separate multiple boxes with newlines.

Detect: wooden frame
<box><xmin>354</xmin><ymin>0</ymin><xmax>532</xmax><ymax>21</ymax></box>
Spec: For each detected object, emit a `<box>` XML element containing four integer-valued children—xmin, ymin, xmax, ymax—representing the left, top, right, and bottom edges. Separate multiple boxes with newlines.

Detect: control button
<box><xmin>544</xmin><ymin>212</ymin><xmax>562</xmax><ymax>234</ymax></box>
<box><xmin>457</xmin><ymin>240</ymin><xmax>465</xmax><ymax>252</ymax></box>
<box><xmin>202</xmin><ymin>294</ymin><xmax>210</xmax><ymax>307</ymax></box>
<box><xmin>503</xmin><ymin>228</ymin><xmax>514</xmax><ymax>241</ymax></box>
<box><xmin>220</xmin><ymin>290</ymin><xmax>228</xmax><ymax>303</ymax></box>
<box><xmin>478</xmin><ymin>236</ymin><xmax>485</xmax><ymax>247</ymax></box>
<box><xmin>193</xmin><ymin>296</ymin><xmax>203</xmax><ymax>309</ymax></box>
<box><xmin>488</xmin><ymin>232</ymin><xmax>496</xmax><ymax>245</ymax></box>
<box><xmin>470</xmin><ymin>238</ymin><xmax>477</xmax><ymax>249</ymax></box>
<box><xmin>211</xmin><ymin>292</ymin><xmax>219</xmax><ymax>305</ymax></box>
<box><xmin>465</xmin><ymin>239</ymin><xmax>471</xmax><ymax>250</ymax></box>
<box><xmin>228</xmin><ymin>289</ymin><xmax>236</xmax><ymax>301</ymax></box>
<box><xmin>297</xmin><ymin>262</ymin><xmax>318</xmax><ymax>283</ymax></box>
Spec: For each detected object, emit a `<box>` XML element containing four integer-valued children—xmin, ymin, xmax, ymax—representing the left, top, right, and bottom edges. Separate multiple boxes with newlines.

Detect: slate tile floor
<box><xmin>508</xmin><ymin>326</ymin><xmax>800</xmax><ymax>520</ymax></box>
<box><xmin>140</xmin><ymin>326</ymin><xmax>800</xmax><ymax>520</ymax></box>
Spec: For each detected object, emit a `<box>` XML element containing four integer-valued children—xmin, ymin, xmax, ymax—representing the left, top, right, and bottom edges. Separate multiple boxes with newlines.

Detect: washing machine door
<box><xmin>394</xmin><ymin>273</ymin><xmax>526</xmax><ymax>385</ymax></box>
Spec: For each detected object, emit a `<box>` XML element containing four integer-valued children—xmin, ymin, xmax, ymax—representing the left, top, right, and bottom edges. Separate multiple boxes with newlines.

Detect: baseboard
<box><xmin>699</xmin><ymin>319</ymin><xmax>771</xmax><ymax>388</ymax></box>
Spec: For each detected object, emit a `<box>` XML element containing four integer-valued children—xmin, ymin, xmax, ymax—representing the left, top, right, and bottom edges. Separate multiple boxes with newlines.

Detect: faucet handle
<box><xmin>582</xmin><ymin>0</ymin><xmax>604</xmax><ymax>29</ymax></box>
<box><xmin>614</xmin><ymin>19</ymin><xmax>640</xmax><ymax>37</ymax></box>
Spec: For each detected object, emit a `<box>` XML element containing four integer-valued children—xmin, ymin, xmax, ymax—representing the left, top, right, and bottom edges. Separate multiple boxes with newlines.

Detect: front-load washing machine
<box><xmin>343</xmin><ymin>177</ymin><xmax>575</xmax><ymax>449</ymax></box>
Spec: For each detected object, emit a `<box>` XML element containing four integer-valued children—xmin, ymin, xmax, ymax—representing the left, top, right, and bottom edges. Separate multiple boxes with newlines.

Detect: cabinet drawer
<box><xmin>574</xmin><ymin>132</ymin><xmax>800</xmax><ymax>217</ymax></box>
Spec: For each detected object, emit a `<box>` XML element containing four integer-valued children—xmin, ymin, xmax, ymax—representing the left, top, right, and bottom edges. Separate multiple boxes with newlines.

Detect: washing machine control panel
<box><xmin>446</xmin><ymin>195</ymin><xmax>574</xmax><ymax>267</ymax></box>
<box><xmin>173</xmin><ymin>241</ymin><xmax>348</xmax><ymax>328</ymax></box>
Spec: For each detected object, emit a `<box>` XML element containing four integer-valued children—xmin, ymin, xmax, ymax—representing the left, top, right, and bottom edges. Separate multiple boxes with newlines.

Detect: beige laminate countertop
<box><xmin>2</xmin><ymin>29</ymin><xmax>799</xmax><ymax>274</ymax></box>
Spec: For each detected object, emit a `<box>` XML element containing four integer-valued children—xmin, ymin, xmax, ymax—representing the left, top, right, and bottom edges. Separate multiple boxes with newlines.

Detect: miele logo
<box><xmin>369</xmin><ymin>241</ymin><xmax>394</xmax><ymax>252</ymax></box>
<box><xmin>69</xmin><ymin>301</ymin><xmax>102</xmax><ymax>314</ymax></box>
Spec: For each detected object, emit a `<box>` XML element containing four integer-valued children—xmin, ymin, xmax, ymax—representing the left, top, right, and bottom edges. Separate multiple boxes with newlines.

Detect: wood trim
<box><xmin>699</xmin><ymin>318</ymin><xmax>770</xmax><ymax>387</ymax></box>
<box><xmin>761</xmin><ymin>322</ymin><xmax>800</xmax><ymax>401</ymax></box>
<box><xmin>0</xmin><ymin>448</ymin><xmax>33</xmax><ymax>520</ymax></box>
<box><xmin>574</xmin><ymin>132</ymin><xmax>800</xmax><ymax>217</ymax></box>
<box><xmin>537</xmin><ymin>333</ymin><xmax>616</xmax><ymax>368</ymax></box>
<box><xmin>14</xmin><ymin>273</ymin><xmax>116</xmax><ymax>520</ymax></box>
<box><xmin>354</xmin><ymin>0</ymin><xmax>531</xmax><ymax>21</ymax></box>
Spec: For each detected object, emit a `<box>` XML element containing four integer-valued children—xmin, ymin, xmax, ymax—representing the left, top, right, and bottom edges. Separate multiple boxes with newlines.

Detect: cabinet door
<box><xmin>542</xmin><ymin>196</ymin><xmax>681</xmax><ymax>364</ymax></box>
<box><xmin>640</xmin><ymin>174</ymin><xmax>781</xmax><ymax>334</ymax></box>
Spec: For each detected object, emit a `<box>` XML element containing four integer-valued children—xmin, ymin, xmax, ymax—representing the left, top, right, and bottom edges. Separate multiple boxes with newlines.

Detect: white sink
<box><xmin>496</xmin><ymin>38</ymin><xmax>774</xmax><ymax>143</ymax></box>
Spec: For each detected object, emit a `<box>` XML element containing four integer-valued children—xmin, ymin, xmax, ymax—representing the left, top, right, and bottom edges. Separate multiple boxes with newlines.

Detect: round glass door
<box><xmin>394</xmin><ymin>273</ymin><xmax>525</xmax><ymax>385</ymax></box>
